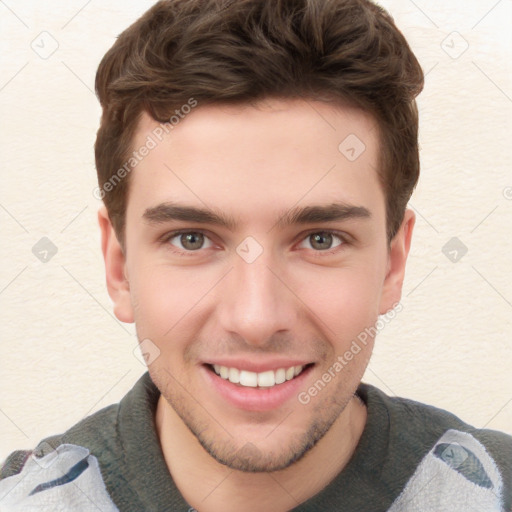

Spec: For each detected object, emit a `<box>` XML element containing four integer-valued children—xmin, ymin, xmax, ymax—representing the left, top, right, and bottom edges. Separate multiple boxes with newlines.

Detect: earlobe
<box><xmin>97</xmin><ymin>206</ymin><xmax>134</xmax><ymax>323</ymax></box>
<box><xmin>379</xmin><ymin>209</ymin><xmax>415</xmax><ymax>315</ymax></box>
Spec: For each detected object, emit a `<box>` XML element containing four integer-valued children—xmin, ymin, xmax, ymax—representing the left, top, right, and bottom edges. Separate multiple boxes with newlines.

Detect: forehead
<box><xmin>127</xmin><ymin>98</ymin><xmax>384</xmax><ymax>228</ymax></box>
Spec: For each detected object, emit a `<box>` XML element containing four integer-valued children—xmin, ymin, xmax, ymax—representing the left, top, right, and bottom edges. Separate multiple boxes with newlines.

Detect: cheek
<box><xmin>295</xmin><ymin>263</ymin><xmax>384</xmax><ymax>341</ymax></box>
<box><xmin>130</xmin><ymin>266</ymin><xmax>198</xmax><ymax>336</ymax></box>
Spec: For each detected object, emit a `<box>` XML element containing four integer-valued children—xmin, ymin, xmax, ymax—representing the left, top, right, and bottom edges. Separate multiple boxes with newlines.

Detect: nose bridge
<box><xmin>217</xmin><ymin>249</ymin><xmax>296</xmax><ymax>345</ymax></box>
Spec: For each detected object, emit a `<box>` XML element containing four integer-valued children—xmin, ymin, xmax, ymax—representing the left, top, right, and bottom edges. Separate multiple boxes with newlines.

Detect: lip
<box><xmin>201</xmin><ymin>363</ymin><xmax>314</xmax><ymax>412</ymax></box>
<box><xmin>203</xmin><ymin>358</ymin><xmax>312</xmax><ymax>373</ymax></box>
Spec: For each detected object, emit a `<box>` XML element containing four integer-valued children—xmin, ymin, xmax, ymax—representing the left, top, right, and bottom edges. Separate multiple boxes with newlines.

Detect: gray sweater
<box><xmin>1</xmin><ymin>372</ymin><xmax>511</xmax><ymax>511</ymax></box>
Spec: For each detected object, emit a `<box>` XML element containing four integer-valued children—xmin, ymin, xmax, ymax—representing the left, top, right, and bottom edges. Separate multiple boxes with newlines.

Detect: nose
<box><xmin>216</xmin><ymin>251</ymin><xmax>298</xmax><ymax>347</ymax></box>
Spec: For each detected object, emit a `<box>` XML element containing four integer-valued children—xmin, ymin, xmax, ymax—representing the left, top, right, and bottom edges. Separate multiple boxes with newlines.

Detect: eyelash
<box><xmin>159</xmin><ymin>229</ymin><xmax>351</xmax><ymax>258</ymax></box>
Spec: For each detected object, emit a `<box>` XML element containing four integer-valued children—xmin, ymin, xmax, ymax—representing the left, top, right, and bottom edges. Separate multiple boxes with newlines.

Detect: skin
<box><xmin>98</xmin><ymin>98</ymin><xmax>415</xmax><ymax>511</ymax></box>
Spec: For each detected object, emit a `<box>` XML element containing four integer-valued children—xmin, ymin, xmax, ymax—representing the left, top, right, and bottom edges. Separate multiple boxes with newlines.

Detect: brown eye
<box><xmin>297</xmin><ymin>231</ymin><xmax>345</xmax><ymax>252</ymax></box>
<box><xmin>167</xmin><ymin>231</ymin><xmax>213</xmax><ymax>252</ymax></box>
<box><xmin>180</xmin><ymin>232</ymin><xmax>204</xmax><ymax>250</ymax></box>
<box><xmin>306</xmin><ymin>231</ymin><xmax>343</xmax><ymax>251</ymax></box>
<box><xmin>310</xmin><ymin>232</ymin><xmax>333</xmax><ymax>250</ymax></box>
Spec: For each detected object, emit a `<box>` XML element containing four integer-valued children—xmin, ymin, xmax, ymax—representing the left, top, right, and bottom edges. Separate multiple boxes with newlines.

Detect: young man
<box><xmin>0</xmin><ymin>0</ymin><xmax>510</xmax><ymax>510</ymax></box>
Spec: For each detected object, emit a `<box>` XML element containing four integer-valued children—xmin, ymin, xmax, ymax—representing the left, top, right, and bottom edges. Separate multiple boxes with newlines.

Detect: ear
<box><xmin>98</xmin><ymin>206</ymin><xmax>134</xmax><ymax>323</ymax></box>
<box><xmin>379</xmin><ymin>208</ymin><xmax>415</xmax><ymax>315</ymax></box>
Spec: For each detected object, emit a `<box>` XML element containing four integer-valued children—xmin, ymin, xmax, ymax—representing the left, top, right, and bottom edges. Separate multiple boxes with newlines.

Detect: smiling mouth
<box><xmin>206</xmin><ymin>363</ymin><xmax>315</xmax><ymax>389</ymax></box>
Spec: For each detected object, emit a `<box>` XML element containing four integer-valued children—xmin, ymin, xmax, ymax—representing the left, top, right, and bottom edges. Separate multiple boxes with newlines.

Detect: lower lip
<box><xmin>201</xmin><ymin>364</ymin><xmax>314</xmax><ymax>412</ymax></box>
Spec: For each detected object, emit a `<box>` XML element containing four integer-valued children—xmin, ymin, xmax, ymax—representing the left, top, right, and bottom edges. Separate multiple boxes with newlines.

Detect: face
<box><xmin>100</xmin><ymin>98</ymin><xmax>413</xmax><ymax>472</ymax></box>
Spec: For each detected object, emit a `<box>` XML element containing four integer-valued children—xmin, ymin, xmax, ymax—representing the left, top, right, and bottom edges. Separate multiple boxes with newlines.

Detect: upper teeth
<box><xmin>212</xmin><ymin>364</ymin><xmax>305</xmax><ymax>388</ymax></box>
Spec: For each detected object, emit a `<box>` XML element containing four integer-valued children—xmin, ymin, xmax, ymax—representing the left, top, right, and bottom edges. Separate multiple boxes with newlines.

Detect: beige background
<box><xmin>1</xmin><ymin>0</ymin><xmax>511</xmax><ymax>460</ymax></box>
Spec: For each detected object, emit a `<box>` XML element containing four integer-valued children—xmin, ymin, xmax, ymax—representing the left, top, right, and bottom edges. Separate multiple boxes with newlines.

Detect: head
<box><xmin>96</xmin><ymin>0</ymin><xmax>423</xmax><ymax>472</ymax></box>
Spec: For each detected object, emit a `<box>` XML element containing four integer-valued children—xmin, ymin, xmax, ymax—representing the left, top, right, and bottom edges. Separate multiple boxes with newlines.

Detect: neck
<box><xmin>155</xmin><ymin>394</ymin><xmax>367</xmax><ymax>512</ymax></box>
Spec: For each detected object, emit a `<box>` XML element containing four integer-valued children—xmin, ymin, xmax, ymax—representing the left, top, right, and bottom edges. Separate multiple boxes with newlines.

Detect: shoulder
<box><xmin>0</xmin><ymin>372</ymin><xmax>158</xmax><ymax>510</ymax></box>
<box><xmin>1</xmin><ymin>401</ymin><xmax>119</xmax><ymax>476</ymax></box>
<box><xmin>0</xmin><ymin>402</ymin><xmax>121</xmax><ymax>510</ymax></box>
<box><xmin>385</xmin><ymin>386</ymin><xmax>511</xmax><ymax>458</ymax></box>
<box><xmin>0</xmin><ymin>443</ymin><xmax>119</xmax><ymax>511</ymax></box>
<box><xmin>0</xmin><ymin>449</ymin><xmax>33</xmax><ymax>479</ymax></box>
<box><xmin>360</xmin><ymin>381</ymin><xmax>512</xmax><ymax>447</ymax></box>
<box><xmin>359</xmin><ymin>382</ymin><xmax>512</xmax><ymax>511</ymax></box>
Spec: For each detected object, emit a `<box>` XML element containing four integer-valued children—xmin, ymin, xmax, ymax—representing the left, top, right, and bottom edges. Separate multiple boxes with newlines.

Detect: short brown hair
<box><xmin>95</xmin><ymin>0</ymin><xmax>424</xmax><ymax>249</ymax></box>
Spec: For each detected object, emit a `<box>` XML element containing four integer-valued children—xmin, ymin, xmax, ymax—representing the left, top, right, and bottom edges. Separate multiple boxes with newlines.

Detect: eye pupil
<box><xmin>181</xmin><ymin>232</ymin><xmax>204</xmax><ymax>250</ymax></box>
<box><xmin>310</xmin><ymin>232</ymin><xmax>332</xmax><ymax>250</ymax></box>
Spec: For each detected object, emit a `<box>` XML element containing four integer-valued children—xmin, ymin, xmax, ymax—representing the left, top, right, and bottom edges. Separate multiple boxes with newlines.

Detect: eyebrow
<box><xmin>142</xmin><ymin>201</ymin><xmax>371</xmax><ymax>230</ymax></box>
